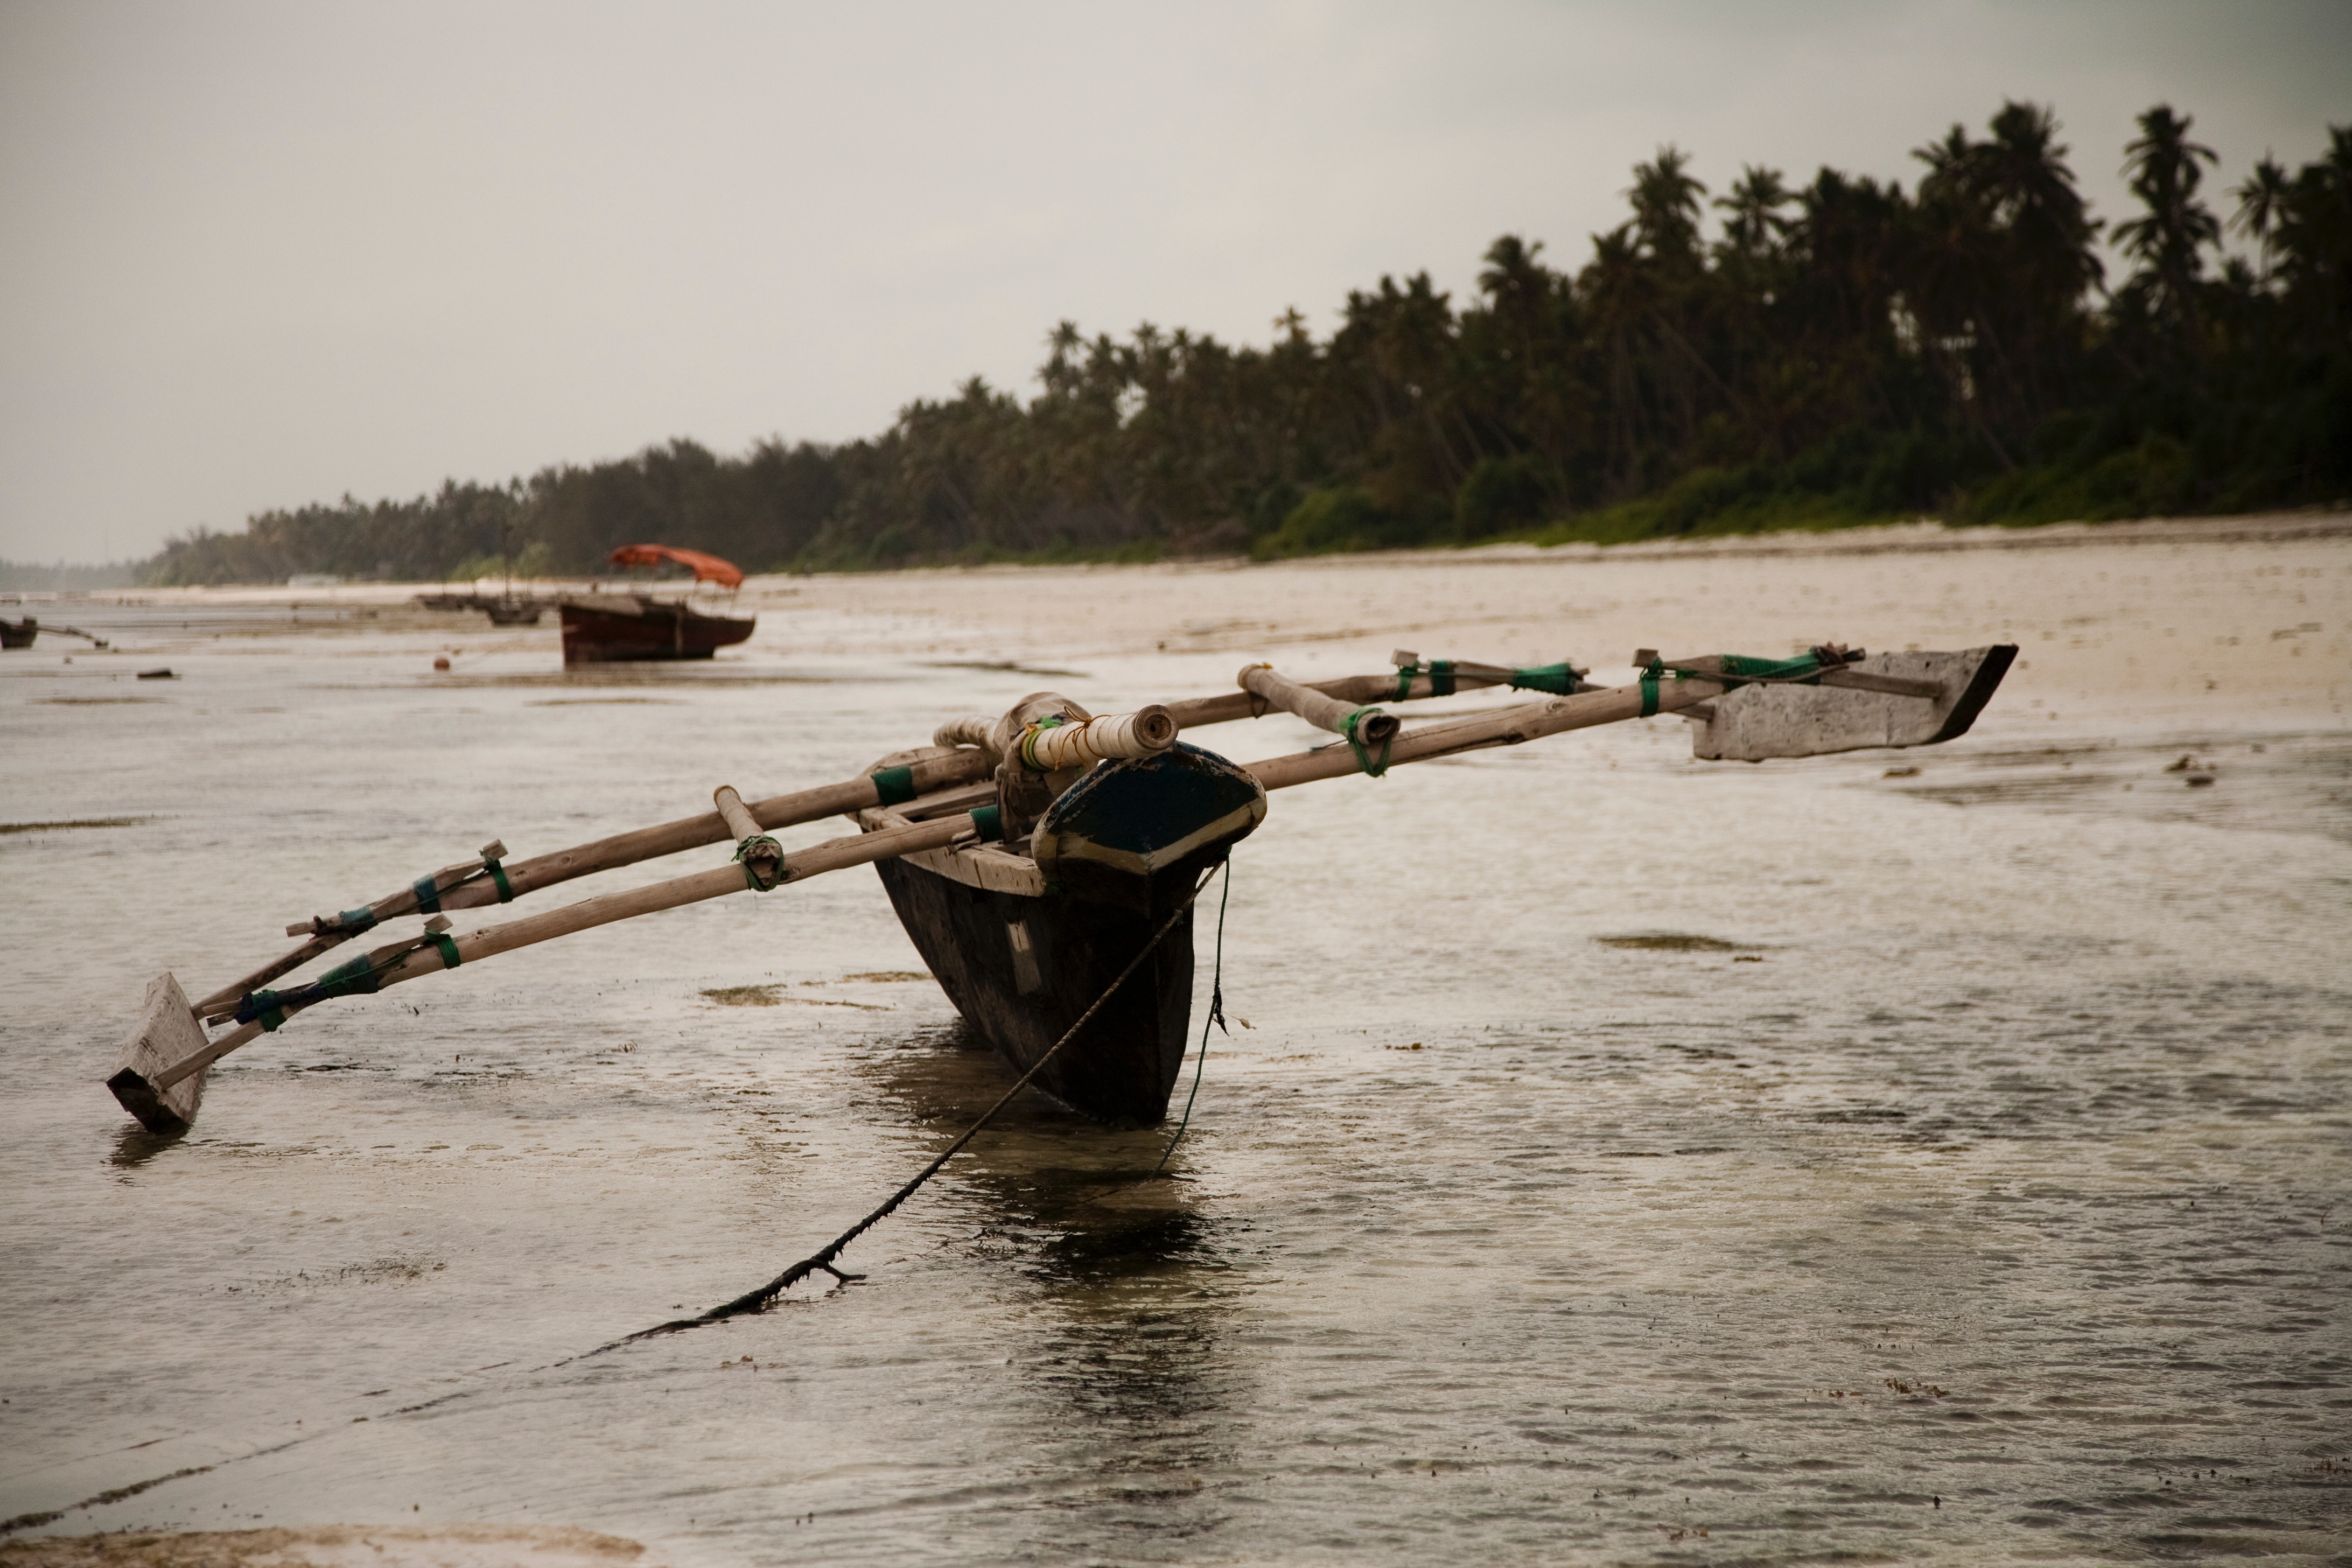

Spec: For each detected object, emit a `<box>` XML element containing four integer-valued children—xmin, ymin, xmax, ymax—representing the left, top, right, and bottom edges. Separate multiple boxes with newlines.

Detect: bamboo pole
<box><xmin>1244</xmin><ymin>674</ymin><xmax>1726</xmax><ymax>792</ymax></box>
<box><xmin>1162</xmin><ymin>666</ymin><xmax>1537</xmax><ymax>730</ymax></box>
<box><xmin>192</xmin><ymin>749</ymin><xmax>993</xmax><ymax>1016</ymax></box>
<box><xmin>1235</xmin><ymin>664</ymin><xmax>1401</xmax><ymax>747</ymax></box>
<box><xmin>713</xmin><ymin>785</ymin><xmax>781</xmax><ymax>889</ymax></box>
<box><xmin>1019</xmin><ymin>705</ymin><xmax>1177</xmax><ymax>769</ymax></box>
<box><xmin>155</xmin><ymin>814</ymin><xmax>977</xmax><ymax>1090</ymax></box>
<box><xmin>712</xmin><ymin>785</ymin><xmax>764</xmax><ymax>842</ymax></box>
<box><xmin>190</xmin><ymin>660</ymin><xmax>1555</xmax><ymax>1018</ymax></box>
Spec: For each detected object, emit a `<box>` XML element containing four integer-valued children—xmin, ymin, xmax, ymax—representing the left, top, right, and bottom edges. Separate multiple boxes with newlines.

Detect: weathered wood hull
<box><xmin>558</xmin><ymin>598</ymin><xmax>753</xmax><ymax>663</ymax></box>
<box><xmin>1</xmin><ymin>619</ymin><xmax>36</xmax><ymax>649</ymax></box>
<box><xmin>864</xmin><ymin>741</ymin><xmax>1266</xmax><ymax>1124</ymax></box>
<box><xmin>873</xmin><ymin>858</ymin><xmax>1199</xmax><ymax>1125</ymax></box>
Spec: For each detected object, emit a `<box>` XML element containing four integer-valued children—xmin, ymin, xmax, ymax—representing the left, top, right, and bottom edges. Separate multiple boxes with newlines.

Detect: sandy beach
<box><xmin>62</xmin><ymin>509</ymin><xmax>2347</xmax><ymax>722</ymax></box>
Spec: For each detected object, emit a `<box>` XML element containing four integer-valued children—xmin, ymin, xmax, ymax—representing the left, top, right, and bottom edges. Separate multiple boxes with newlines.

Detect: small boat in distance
<box><xmin>2</xmin><ymin>617</ymin><xmax>110</xmax><ymax>650</ymax></box>
<box><xmin>558</xmin><ymin>545</ymin><xmax>755</xmax><ymax>665</ymax></box>
<box><xmin>414</xmin><ymin>590</ymin><xmax>547</xmax><ymax>625</ymax></box>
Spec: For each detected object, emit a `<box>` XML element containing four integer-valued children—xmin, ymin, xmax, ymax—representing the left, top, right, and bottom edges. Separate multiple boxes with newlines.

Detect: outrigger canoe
<box><xmin>105</xmin><ymin>641</ymin><xmax>2015</xmax><ymax>1133</ymax></box>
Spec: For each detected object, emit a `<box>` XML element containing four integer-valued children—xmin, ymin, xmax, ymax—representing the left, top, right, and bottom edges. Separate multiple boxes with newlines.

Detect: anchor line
<box><xmin>1157</xmin><ymin>857</ymin><xmax>1232</xmax><ymax>1172</ymax></box>
<box><xmin>585</xmin><ymin>862</ymin><xmax>1223</xmax><ymax>1356</ymax></box>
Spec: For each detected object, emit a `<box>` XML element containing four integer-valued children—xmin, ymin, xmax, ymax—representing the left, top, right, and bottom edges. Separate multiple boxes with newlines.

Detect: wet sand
<box><xmin>0</xmin><ymin>1524</ymin><xmax>657</xmax><ymax>1568</ymax></box>
<box><xmin>3</xmin><ymin>515</ymin><xmax>2347</xmax><ymax>1566</ymax></box>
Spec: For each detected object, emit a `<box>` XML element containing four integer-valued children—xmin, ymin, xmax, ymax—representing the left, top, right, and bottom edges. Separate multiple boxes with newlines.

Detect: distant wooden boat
<box><xmin>1</xmin><ymin>617</ymin><xmax>110</xmax><ymax>650</ymax></box>
<box><xmin>558</xmin><ymin>594</ymin><xmax>755</xmax><ymax>662</ymax></box>
<box><xmin>559</xmin><ymin>545</ymin><xmax>753</xmax><ymax>665</ymax></box>
<box><xmin>412</xmin><ymin>592</ymin><xmax>545</xmax><ymax>625</ymax></box>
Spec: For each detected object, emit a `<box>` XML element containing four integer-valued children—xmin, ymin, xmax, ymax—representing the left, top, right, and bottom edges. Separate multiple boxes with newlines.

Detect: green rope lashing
<box><xmin>428</xmin><ymin>932</ymin><xmax>461</xmax><ymax>969</ymax></box>
<box><xmin>969</xmin><ymin>803</ymin><xmax>1005</xmax><ymax>842</ymax></box>
<box><xmin>1017</xmin><ymin>716</ymin><xmax>1067</xmax><ymax>772</ymax></box>
<box><xmin>871</xmin><ymin>765</ymin><xmax>918</xmax><ymax>807</ymax></box>
<box><xmin>1632</xmin><ymin>649</ymin><xmax>1828</xmax><ymax>718</ymax></box>
<box><xmin>1392</xmin><ymin>659</ymin><xmax>1458</xmax><ymax>699</ymax></box>
<box><xmin>1508</xmin><ymin>662</ymin><xmax>1582</xmax><ymax>696</ymax></box>
<box><xmin>314</xmin><ymin>954</ymin><xmax>382</xmax><ymax>999</ymax></box>
<box><xmin>237</xmin><ymin>990</ymin><xmax>289</xmax><ymax>1032</ymax></box>
<box><xmin>1717</xmin><ymin>652</ymin><xmax>1829</xmax><ymax>684</ymax></box>
<box><xmin>411</xmin><ymin>875</ymin><xmax>442</xmax><ymax>915</ymax></box>
<box><xmin>734</xmin><ymin>834</ymin><xmax>786</xmax><ymax>891</ymax></box>
<box><xmin>1341</xmin><ymin>708</ymin><xmax>1393</xmax><ymax>776</ymax></box>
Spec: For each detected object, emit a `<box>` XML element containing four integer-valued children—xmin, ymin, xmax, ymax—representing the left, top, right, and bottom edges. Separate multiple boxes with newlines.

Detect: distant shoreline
<box><xmin>23</xmin><ymin>506</ymin><xmax>2346</xmax><ymax>606</ymax></box>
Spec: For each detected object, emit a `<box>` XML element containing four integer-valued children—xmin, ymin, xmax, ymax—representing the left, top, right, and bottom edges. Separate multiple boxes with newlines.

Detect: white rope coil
<box><xmin>1019</xmin><ymin>705</ymin><xmax>1178</xmax><ymax>771</ymax></box>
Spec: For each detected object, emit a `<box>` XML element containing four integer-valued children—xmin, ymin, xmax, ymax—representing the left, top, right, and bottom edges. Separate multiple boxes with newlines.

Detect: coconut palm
<box><xmin>2116</xmin><ymin>104</ymin><xmax>2221</xmax><ymax>336</ymax></box>
<box><xmin>2230</xmin><ymin>155</ymin><xmax>2292</xmax><ymax>278</ymax></box>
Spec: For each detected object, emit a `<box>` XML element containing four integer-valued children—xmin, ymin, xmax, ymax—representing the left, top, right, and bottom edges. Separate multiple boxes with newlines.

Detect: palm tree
<box><xmin>1628</xmin><ymin>146</ymin><xmax>1708</xmax><ymax>268</ymax></box>
<box><xmin>2116</xmin><ymin>104</ymin><xmax>2221</xmax><ymax>335</ymax></box>
<box><xmin>1714</xmin><ymin>165</ymin><xmax>1793</xmax><ymax>262</ymax></box>
<box><xmin>2231</xmin><ymin>155</ymin><xmax>2293</xmax><ymax>280</ymax></box>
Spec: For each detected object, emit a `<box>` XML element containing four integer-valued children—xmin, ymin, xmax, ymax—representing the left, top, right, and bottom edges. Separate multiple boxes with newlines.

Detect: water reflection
<box><xmin>108</xmin><ymin>1123</ymin><xmax>184</xmax><ymax>1168</ymax></box>
<box><xmin>856</xmin><ymin>1020</ymin><xmax>1243</xmax><ymax>1545</ymax></box>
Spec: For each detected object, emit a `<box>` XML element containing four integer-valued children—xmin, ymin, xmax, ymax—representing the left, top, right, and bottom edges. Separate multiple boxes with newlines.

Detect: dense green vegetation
<box><xmin>143</xmin><ymin>102</ymin><xmax>2349</xmax><ymax>586</ymax></box>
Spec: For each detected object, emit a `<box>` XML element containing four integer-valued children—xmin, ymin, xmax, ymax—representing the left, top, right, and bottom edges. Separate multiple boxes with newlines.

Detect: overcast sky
<box><xmin>2</xmin><ymin>0</ymin><xmax>2344</xmax><ymax>562</ymax></box>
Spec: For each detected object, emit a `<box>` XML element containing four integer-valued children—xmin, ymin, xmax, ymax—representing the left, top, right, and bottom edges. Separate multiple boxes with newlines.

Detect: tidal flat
<box><xmin>3</xmin><ymin>517</ymin><xmax>2347</xmax><ymax>1566</ymax></box>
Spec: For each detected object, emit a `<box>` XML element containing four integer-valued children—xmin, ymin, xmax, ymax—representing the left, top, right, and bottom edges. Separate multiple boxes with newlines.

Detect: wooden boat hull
<box><xmin>873</xmin><ymin>858</ymin><xmax>1199</xmax><ymax>1125</ymax></box>
<box><xmin>1</xmin><ymin>618</ymin><xmax>36</xmax><ymax>649</ymax></box>
<box><xmin>866</xmin><ymin>743</ymin><xmax>1266</xmax><ymax>1124</ymax></box>
<box><xmin>558</xmin><ymin>598</ymin><xmax>753</xmax><ymax>663</ymax></box>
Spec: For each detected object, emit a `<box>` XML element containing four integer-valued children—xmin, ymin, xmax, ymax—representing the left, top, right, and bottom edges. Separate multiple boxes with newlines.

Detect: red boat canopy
<box><xmin>606</xmin><ymin>544</ymin><xmax>744</xmax><ymax>590</ymax></box>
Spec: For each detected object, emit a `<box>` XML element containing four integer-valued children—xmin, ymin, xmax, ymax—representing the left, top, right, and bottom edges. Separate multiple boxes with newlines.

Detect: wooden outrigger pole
<box><xmin>107</xmin><ymin>641</ymin><xmax>2015</xmax><ymax>1134</ymax></box>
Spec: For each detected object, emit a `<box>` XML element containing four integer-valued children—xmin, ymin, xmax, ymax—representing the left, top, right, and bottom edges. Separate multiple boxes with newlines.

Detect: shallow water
<box><xmin>3</xmin><ymin>580</ymin><xmax>2348</xmax><ymax>1566</ymax></box>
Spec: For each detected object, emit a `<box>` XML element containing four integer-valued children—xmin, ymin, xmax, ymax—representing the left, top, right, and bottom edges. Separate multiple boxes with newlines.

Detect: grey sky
<box><xmin>2</xmin><ymin>0</ymin><xmax>2343</xmax><ymax>563</ymax></box>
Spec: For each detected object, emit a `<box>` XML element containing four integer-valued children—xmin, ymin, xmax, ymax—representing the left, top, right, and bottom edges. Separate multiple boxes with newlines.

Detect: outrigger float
<box><xmin>108</xmin><ymin>641</ymin><xmax>2014</xmax><ymax>1135</ymax></box>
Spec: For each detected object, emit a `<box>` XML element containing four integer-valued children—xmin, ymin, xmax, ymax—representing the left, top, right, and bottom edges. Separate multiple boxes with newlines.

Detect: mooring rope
<box><xmin>587</xmin><ymin>863</ymin><xmax>1223</xmax><ymax>1355</ymax></box>
<box><xmin>1157</xmin><ymin>858</ymin><xmax>1231</xmax><ymax>1172</ymax></box>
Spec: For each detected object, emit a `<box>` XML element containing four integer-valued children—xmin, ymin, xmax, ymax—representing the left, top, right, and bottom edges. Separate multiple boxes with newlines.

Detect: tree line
<box><xmin>143</xmin><ymin>101</ymin><xmax>2349</xmax><ymax>586</ymax></box>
